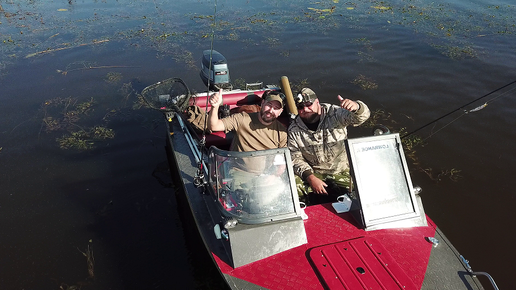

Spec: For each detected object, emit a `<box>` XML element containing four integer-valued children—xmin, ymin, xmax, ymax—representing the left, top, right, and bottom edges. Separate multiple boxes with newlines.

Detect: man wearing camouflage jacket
<box><xmin>288</xmin><ymin>88</ymin><xmax>370</xmax><ymax>202</ymax></box>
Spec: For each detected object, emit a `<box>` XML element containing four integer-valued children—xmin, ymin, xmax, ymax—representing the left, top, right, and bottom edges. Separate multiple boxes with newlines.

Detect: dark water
<box><xmin>1</xmin><ymin>0</ymin><xmax>515</xmax><ymax>289</ymax></box>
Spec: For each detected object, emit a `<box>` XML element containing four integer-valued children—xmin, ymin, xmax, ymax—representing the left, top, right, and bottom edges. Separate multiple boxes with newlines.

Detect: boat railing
<box><xmin>460</xmin><ymin>255</ymin><xmax>500</xmax><ymax>290</ymax></box>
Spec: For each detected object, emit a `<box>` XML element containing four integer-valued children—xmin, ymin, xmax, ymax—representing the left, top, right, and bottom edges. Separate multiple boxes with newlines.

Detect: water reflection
<box><xmin>0</xmin><ymin>0</ymin><xmax>515</xmax><ymax>289</ymax></box>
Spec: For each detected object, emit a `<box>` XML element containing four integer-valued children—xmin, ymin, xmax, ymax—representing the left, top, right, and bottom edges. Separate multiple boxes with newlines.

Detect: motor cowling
<box><xmin>200</xmin><ymin>50</ymin><xmax>232</xmax><ymax>90</ymax></box>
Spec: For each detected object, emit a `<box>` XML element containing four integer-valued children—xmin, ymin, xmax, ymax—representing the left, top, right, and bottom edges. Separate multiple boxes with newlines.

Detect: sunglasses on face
<box><xmin>296</xmin><ymin>101</ymin><xmax>313</xmax><ymax>110</ymax></box>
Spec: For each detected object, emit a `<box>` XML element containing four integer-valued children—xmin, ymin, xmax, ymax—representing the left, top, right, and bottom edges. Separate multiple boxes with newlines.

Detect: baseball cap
<box><xmin>263</xmin><ymin>90</ymin><xmax>285</xmax><ymax>107</ymax></box>
<box><xmin>296</xmin><ymin>88</ymin><xmax>317</xmax><ymax>104</ymax></box>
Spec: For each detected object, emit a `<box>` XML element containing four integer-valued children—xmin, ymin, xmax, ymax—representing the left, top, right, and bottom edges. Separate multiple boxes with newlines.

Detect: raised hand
<box><xmin>209</xmin><ymin>89</ymin><xmax>223</xmax><ymax>107</ymax></box>
<box><xmin>337</xmin><ymin>95</ymin><xmax>359</xmax><ymax>112</ymax></box>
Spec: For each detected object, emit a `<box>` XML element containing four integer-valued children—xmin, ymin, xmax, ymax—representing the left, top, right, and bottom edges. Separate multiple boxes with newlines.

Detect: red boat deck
<box><xmin>213</xmin><ymin>204</ymin><xmax>436</xmax><ymax>290</ymax></box>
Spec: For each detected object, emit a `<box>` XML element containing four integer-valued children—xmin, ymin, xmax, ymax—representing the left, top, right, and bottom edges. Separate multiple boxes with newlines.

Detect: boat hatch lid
<box><xmin>309</xmin><ymin>237</ymin><xmax>417</xmax><ymax>290</ymax></box>
<box><xmin>345</xmin><ymin>133</ymin><xmax>426</xmax><ymax>230</ymax></box>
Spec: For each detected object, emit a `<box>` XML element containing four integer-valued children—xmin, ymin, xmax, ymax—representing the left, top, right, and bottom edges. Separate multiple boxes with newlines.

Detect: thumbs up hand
<box><xmin>338</xmin><ymin>95</ymin><xmax>359</xmax><ymax>112</ymax></box>
<box><xmin>209</xmin><ymin>89</ymin><xmax>224</xmax><ymax>108</ymax></box>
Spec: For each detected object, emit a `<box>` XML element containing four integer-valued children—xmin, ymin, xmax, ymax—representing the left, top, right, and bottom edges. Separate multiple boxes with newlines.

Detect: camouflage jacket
<box><xmin>288</xmin><ymin>101</ymin><xmax>370</xmax><ymax>180</ymax></box>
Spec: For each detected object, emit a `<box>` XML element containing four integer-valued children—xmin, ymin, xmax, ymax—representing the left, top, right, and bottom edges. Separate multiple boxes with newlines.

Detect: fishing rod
<box><xmin>401</xmin><ymin>79</ymin><xmax>516</xmax><ymax>139</ymax></box>
<box><xmin>194</xmin><ymin>0</ymin><xmax>218</xmax><ymax>190</ymax></box>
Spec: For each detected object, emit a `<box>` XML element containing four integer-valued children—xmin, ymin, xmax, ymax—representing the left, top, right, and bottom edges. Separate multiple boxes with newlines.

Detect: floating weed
<box><xmin>170</xmin><ymin>47</ymin><xmax>196</xmax><ymax>70</ymax></box>
<box><xmin>248</xmin><ymin>14</ymin><xmax>269</xmax><ymax>24</ymax></box>
<box><xmin>93</xmin><ymin>126</ymin><xmax>115</xmax><ymax>139</ymax></box>
<box><xmin>40</xmin><ymin>97</ymin><xmax>116</xmax><ymax>150</ymax></box>
<box><xmin>57</xmin><ymin>131</ymin><xmax>95</xmax><ymax>150</ymax></box>
<box><xmin>42</xmin><ymin>116</ymin><xmax>62</xmax><ymax>132</ymax></box>
<box><xmin>350</xmin><ymin>37</ymin><xmax>376</xmax><ymax>62</ymax></box>
<box><xmin>63</xmin><ymin>110</ymin><xmax>81</xmax><ymax>126</ymax></box>
<box><xmin>133</xmin><ymin>94</ymin><xmax>150</xmax><ymax>110</ymax></box>
<box><xmin>57</xmin><ymin>126</ymin><xmax>114</xmax><ymax>150</ymax></box>
<box><xmin>351</xmin><ymin>74</ymin><xmax>378</xmax><ymax>90</ymax></box>
<box><xmin>360</xmin><ymin>112</ymin><xmax>460</xmax><ymax>183</ymax></box>
<box><xmin>119</xmin><ymin>81</ymin><xmax>137</xmax><ymax>107</ymax></box>
<box><xmin>371</xmin><ymin>5</ymin><xmax>392</xmax><ymax>12</ymax></box>
<box><xmin>105</xmin><ymin>72</ymin><xmax>122</xmax><ymax>83</ymax></box>
<box><xmin>357</xmin><ymin>51</ymin><xmax>376</xmax><ymax>63</ymax></box>
<box><xmin>350</xmin><ymin>37</ymin><xmax>373</xmax><ymax>52</ymax></box>
<box><xmin>362</xmin><ymin>109</ymin><xmax>393</xmax><ymax>129</ymax></box>
<box><xmin>264</xmin><ymin>37</ymin><xmax>280</xmax><ymax>47</ymax></box>
<box><xmin>431</xmin><ymin>43</ymin><xmax>478</xmax><ymax>59</ymax></box>
<box><xmin>25</xmin><ymin>39</ymin><xmax>109</xmax><ymax>59</ymax></box>
<box><xmin>401</xmin><ymin>134</ymin><xmax>424</xmax><ymax>160</ymax></box>
<box><xmin>58</xmin><ymin>242</ymin><xmax>95</xmax><ymax>289</ymax></box>
<box><xmin>75</xmin><ymin>98</ymin><xmax>96</xmax><ymax>115</ymax></box>
<box><xmin>307</xmin><ymin>6</ymin><xmax>337</xmax><ymax>15</ymax></box>
<box><xmin>289</xmin><ymin>78</ymin><xmax>310</xmax><ymax>94</ymax></box>
<box><xmin>420</xmin><ymin>167</ymin><xmax>462</xmax><ymax>182</ymax></box>
<box><xmin>42</xmin><ymin>96</ymin><xmax>75</xmax><ymax>108</ymax></box>
<box><xmin>41</xmin><ymin>97</ymin><xmax>77</xmax><ymax>132</ymax></box>
<box><xmin>232</xmin><ymin>78</ymin><xmax>246</xmax><ymax>90</ymax></box>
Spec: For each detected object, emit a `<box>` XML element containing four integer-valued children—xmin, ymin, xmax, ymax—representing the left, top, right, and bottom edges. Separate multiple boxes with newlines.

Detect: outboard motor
<box><xmin>200</xmin><ymin>50</ymin><xmax>232</xmax><ymax>90</ymax></box>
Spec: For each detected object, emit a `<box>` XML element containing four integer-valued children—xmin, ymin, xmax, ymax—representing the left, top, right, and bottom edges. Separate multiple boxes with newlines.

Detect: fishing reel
<box><xmin>194</xmin><ymin>163</ymin><xmax>209</xmax><ymax>193</ymax></box>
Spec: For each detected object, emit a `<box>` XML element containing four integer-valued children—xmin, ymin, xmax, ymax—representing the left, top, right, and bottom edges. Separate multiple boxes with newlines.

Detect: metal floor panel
<box><xmin>309</xmin><ymin>237</ymin><xmax>417</xmax><ymax>290</ymax></box>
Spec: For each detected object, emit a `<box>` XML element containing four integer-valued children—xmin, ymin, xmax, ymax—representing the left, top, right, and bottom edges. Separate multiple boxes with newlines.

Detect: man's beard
<box><xmin>260</xmin><ymin>111</ymin><xmax>276</xmax><ymax>123</ymax></box>
<box><xmin>301</xmin><ymin>112</ymin><xmax>320</xmax><ymax>124</ymax></box>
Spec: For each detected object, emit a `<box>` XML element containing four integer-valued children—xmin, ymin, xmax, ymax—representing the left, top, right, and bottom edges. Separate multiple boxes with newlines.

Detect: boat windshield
<box><xmin>208</xmin><ymin>146</ymin><xmax>302</xmax><ymax>224</ymax></box>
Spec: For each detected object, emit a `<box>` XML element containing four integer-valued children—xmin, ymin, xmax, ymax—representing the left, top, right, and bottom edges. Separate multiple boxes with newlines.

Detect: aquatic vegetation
<box><xmin>75</xmin><ymin>98</ymin><xmax>96</xmax><ymax>115</ymax></box>
<box><xmin>351</xmin><ymin>74</ymin><xmax>378</xmax><ymax>90</ymax></box>
<box><xmin>25</xmin><ymin>39</ymin><xmax>109</xmax><ymax>59</ymax></box>
<box><xmin>0</xmin><ymin>0</ymin><xmax>513</xmax><ymax>75</ymax></box>
<box><xmin>350</xmin><ymin>37</ymin><xmax>373</xmax><ymax>52</ymax></box>
<box><xmin>289</xmin><ymin>78</ymin><xmax>310</xmax><ymax>93</ymax></box>
<box><xmin>431</xmin><ymin>43</ymin><xmax>478</xmax><ymax>59</ymax></box>
<box><xmin>307</xmin><ymin>6</ymin><xmax>337</xmax><ymax>17</ymax></box>
<box><xmin>420</xmin><ymin>167</ymin><xmax>462</xmax><ymax>182</ymax></box>
<box><xmin>362</xmin><ymin>109</ymin><xmax>392</xmax><ymax>129</ymax></box>
<box><xmin>264</xmin><ymin>37</ymin><xmax>281</xmax><ymax>47</ymax></box>
<box><xmin>105</xmin><ymin>72</ymin><xmax>123</xmax><ymax>83</ymax></box>
<box><xmin>232</xmin><ymin>78</ymin><xmax>247</xmax><ymax>90</ymax></box>
<box><xmin>78</xmin><ymin>244</ymin><xmax>95</xmax><ymax>280</ymax></box>
<box><xmin>57</xmin><ymin>126</ymin><xmax>114</xmax><ymax>150</ymax></box>
<box><xmin>118</xmin><ymin>81</ymin><xmax>138</xmax><ymax>107</ymax></box>
<box><xmin>361</xmin><ymin>110</ymin><xmax>460</xmax><ymax>183</ymax></box>
<box><xmin>170</xmin><ymin>47</ymin><xmax>196</xmax><ymax>69</ymax></box>
<box><xmin>133</xmin><ymin>94</ymin><xmax>150</xmax><ymax>110</ymax></box>
<box><xmin>280</xmin><ymin>50</ymin><xmax>290</xmax><ymax>57</ymax></box>
<box><xmin>349</xmin><ymin>37</ymin><xmax>376</xmax><ymax>62</ymax></box>
<box><xmin>57</xmin><ymin>131</ymin><xmax>95</xmax><ymax>150</ymax></box>
<box><xmin>40</xmin><ymin>97</ymin><xmax>116</xmax><ymax>150</ymax></box>
<box><xmin>59</xmin><ymin>242</ymin><xmax>95</xmax><ymax>290</ymax></box>
<box><xmin>57</xmin><ymin>61</ymin><xmax>137</xmax><ymax>76</ymax></box>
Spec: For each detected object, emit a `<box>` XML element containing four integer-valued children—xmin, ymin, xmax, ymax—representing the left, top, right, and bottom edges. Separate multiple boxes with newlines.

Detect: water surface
<box><xmin>1</xmin><ymin>0</ymin><xmax>515</xmax><ymax>289</ymax></box>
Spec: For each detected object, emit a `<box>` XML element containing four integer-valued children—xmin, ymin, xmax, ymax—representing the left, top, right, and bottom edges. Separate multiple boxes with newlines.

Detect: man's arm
<box><xmin>207</xmin><ymin>89</ymin><xmax>226</xmax><ymax>132</ymax></box>
<box><xmin>336</xmin><ymin>96</ymin><xmax>371</xmax><ymax>127</ymax></box>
